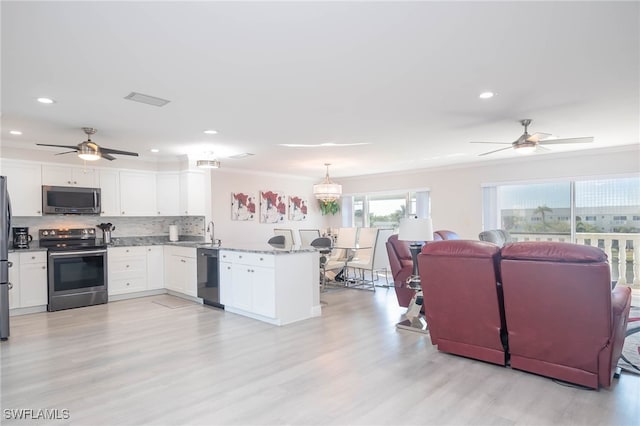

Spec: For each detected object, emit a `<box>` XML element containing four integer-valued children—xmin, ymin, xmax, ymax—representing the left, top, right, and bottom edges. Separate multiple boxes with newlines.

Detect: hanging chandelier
<box><xmin>313</xmin><ymin>163</ymin><xmax>342</xmax><ymax>202</ymax></box>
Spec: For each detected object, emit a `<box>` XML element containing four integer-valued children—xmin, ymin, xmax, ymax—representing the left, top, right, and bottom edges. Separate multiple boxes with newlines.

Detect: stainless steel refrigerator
<box><xmin>1</xmin><ymin>176</ymin><xmax>12</xmax><ymax>340</ymax></box>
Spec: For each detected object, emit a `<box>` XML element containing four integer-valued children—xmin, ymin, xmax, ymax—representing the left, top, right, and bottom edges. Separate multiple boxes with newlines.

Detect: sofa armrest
<box><xmin>612</xmin><ymin>285</ymin><xmax>632</xmax><ymax>318</ymax></box>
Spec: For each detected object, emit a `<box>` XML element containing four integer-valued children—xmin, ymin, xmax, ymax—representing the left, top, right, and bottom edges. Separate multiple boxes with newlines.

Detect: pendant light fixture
<box><xmin>313</xmin><ymin>163</ymin><xmax>342</xmax><ymax>202</ymax></box>
<box><xmin>196</xmin><ymin>152</ymin><xmax>221</xmax><ymax>169</ymax></box>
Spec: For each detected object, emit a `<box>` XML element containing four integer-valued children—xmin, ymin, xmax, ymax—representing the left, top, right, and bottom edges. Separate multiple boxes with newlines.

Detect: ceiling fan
<box><xmin>36</xmin><ymin>127</ymin><xmax>139</xmax><ymax>161</ymax></box>
<box><xmin>470</xmin><ymin>119</ymin><xmax>594</xmax><ymax>156</ymax></box>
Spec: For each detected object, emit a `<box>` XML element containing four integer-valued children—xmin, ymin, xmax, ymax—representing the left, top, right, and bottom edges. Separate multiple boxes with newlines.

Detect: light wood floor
<box><xmin>1</xmin><ymin>288</ymin><xmax>639</xmax><ymax>426</ymax></box>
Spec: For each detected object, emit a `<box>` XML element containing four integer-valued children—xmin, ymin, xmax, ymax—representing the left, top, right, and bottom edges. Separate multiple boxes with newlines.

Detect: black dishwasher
<box><xmin>197</xmin><ymin>248</ymin><xmax>223</xmax><ymax>309</ymax></box>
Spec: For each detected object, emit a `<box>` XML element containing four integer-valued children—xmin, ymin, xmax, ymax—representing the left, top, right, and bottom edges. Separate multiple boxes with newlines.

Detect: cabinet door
<box><xmin>42</xmin><ymin>165</ymin><xmax>97</xmax><ymax>187</ymax></box>
<box><xmin>7</xmin><ymin>253</ymin><xmax>20</xmax><ymax>309</ymax></box>
<box><xmin>164</xmin><ymin>254</ymin><xmax>183</xmax><ymax>293</ymax></box>
<box><xmin>1</xmin><ymin>160</ymin><xmax>43</xmax><ymax>216</ymax></box>
<box><xmin>182</xmin><ymin>256</ymin><xmax>197</xmax><ymax>297</ymax></box>
<box><xmin>231</xmin><ymin>264</ymin><xmax>252</xmax><ymax>311</ymax></box>
<box><xmin>146</xmin><ymin>246</ymin><xmax>164</xmax><ymax>290</ymax></box>
<box><xmin>19</xmin><ymin>259</ymin><xmax>47</xmax><ymax>307</ymax></box>
<box><xmin>98</xmin><ymin>170</ymin><xmax>120</xmax><ymax>216</ymax></box>
<box><xmin>219</xmin><ymin>261</ymin><xmax>233</xmax><ymax>306</ymax></box>
<box><xmin>179</xmin><ymin>171</ymin><xmax>206</xmax><ymax>215</ymax></box>
<box><xmin>119</xmin><ymin>171</ymin><xmax>157</xmax><ymax>216</ymax></box>
<box><xmin>156</xmin><ymin>173</ymin><xmax>180</xmax><ymax>216</ymax></box>
<box><xmin>252</xmin><ymin>265</ymin><xmax>276</xmax><ymax>318</ymax></box>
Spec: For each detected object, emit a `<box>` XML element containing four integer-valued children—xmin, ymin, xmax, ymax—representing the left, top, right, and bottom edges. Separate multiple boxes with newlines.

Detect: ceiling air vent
<box><xmin>124</xmin><ymin>92</ymin><xmax>171</xmax><ymax>107</ymax></box>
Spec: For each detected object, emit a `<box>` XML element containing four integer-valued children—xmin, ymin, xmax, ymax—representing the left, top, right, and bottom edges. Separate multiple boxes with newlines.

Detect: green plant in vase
<box><xmin>319</xmin><ymin>199</ymin><xmax>340</xmax><ymax>215</ymax></box>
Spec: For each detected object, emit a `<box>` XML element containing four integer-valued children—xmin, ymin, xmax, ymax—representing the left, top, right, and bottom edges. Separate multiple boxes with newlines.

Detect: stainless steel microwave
<box><xmin>42</xmin><ymin>185</ymin><xmax>101</xmax><ymax>215</ymax></box>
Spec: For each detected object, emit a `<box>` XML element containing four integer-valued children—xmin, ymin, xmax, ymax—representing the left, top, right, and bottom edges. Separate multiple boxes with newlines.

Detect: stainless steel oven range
<box><xmin>39</xmin><ymin>228</ymin><xmax>108</xmax><ymax>312</ymax></box>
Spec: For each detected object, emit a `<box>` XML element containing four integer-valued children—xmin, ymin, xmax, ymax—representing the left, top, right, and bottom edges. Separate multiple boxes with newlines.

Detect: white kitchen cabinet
<box><xmin>42</xmin><ymin>165</ymin><xmax>97</xmax><ymax>187</ymax></box>
<box><xmin>108</xmin><ymin>246</ymin><xmax>148</xmax><ymax>295</ymax></box>
<box><xmin>179</xmin><ymin>171</ymin><xmax>206</xmax><ymax>215</ymax></box>
<box><xmin>163</xmin><ymin>246</ymin><xmax>197</xmax><ymax>297</ymax></box>
<box><xmin>119</xmin><ymin>171</ymin><xmax>157</xmax><ymax>216</ymax></box>
<box><xmin>146</xmin><ymin>246</ymin><xmax>164</xmax><ymax>290</ymax></box>
<box><xmin>156</xmin><ymin>173</ymin><xmax>180</xmax><ymax>216</ymax></box>
<box><xmin>98</xmin><ymin>169</ymin><xmax>120</xmax><ymax>216</ymax></box>
<box><xmin>219</xmin><ymin>249</ymin><xmax>317</xmax><ymax>325</ymax></box>
<box><xmin>19</xmin><ymin>252</ymin><xmax>48</xmax><ymax>307</ymax></box>
<box><xmin>0</xmin><ymin>160</ymin><xmax>43</xmax><ymax>216</ymax></box>
<box><xmin>219</xmin><ymin>261</ymin><xmax>233</xmax><ymax>306</ymax></box>
<box><xmin>7</xmin><ymin>253</ymin><xmax>20</xmax><ymax>309</ymax></box>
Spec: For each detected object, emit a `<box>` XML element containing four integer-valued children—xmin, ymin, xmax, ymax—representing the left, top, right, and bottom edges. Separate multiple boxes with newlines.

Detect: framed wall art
<box><xmin>288</xmin><ymin>195</ymin><xmax>308</xmax><ymax>221</ymax></box>
<box><xmin>231</xmin><ymin>192</ymin><xmax>257</xmax><ymax>221</ymax></box>
<box><xmin>260</xmin><ymin>190</ymin><xmax>286</xmax><ymax>223</ymax></box>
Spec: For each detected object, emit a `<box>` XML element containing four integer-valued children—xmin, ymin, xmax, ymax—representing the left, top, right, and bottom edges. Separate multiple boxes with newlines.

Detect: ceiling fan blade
<box><xmin>100</xmin><ymin>147</ymin><xmax>139</xmax><ymax>156</ymax></box>
<box><xmin>102</xmin><ymin>153</ymin><xmax>116</xmax><ymax>161</ymax></box>
<box><xmin>478</xmin><ymin>146</ymin><xmax>514</xmax><ymax>156</ymax></box>
<box><xmin>54</xmin><ymin>150</ymin><xmax>77</xmax><ymax>156</ymax></box>
<box><xmin>538</xmin><ymin>136</ymin><xmax>594</xmax><ymax>145</ymax></box>
<box><xmin>535</xmin><ymin>145</ymin><xmax>551</xmax><ymax>152</ymax></box>
<box><xmin>469</xmin><ymin>141</ymin><xmax>512</xmax><ymax>145</ymax></box>
<box><xmin>36</xmin><ymin>143</ymin><xmax>79</xmax><ymax>150</ymax></box>
<box><xmin>527</xmin><ymin>132</ymin><xmax>553</xmax><ymax>142</ymax></box>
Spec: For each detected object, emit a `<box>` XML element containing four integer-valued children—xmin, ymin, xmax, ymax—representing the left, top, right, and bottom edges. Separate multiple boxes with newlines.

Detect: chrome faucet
<box><xmin>206</xmin><ymin>221</ymin><xmax>215</xmax><ymax>244</ymax></box>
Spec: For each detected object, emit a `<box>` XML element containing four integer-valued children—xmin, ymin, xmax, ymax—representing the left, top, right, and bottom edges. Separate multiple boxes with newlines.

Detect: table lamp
<box><xmin>398</xmin><ymin>216</ymin><xmax>434</xmax><ymax>285</ymax></box>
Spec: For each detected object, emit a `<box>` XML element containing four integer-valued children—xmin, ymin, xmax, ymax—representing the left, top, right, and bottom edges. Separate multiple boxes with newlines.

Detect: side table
<box><xmin>396</xmin><ymin>281</ymin><xmax>428</xmax><ymax>334</ymax></box>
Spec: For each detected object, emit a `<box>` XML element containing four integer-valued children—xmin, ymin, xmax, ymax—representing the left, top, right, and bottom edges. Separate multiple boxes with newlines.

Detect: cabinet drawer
<box><xmin>109</xmin><ymin>246</ymin><xmax>147</xmax><ymax>257</ymax></box>
<box><xmin>222</xmin><ymin>251</ymin><xmax>275</xmax><ymax>268</ymax></box>
<box><xmin>109</xmin><ymin>277</ymin><xmax>147</xmax><ymax>295</ymax></box>
<box><xmin>19</xmin><ymin>251</ymin><xmax>47</xmax><ymax>264</ymax></box>
<box><xmin>109</xmin><ymin>256</ymin><xmax>147</xmax><ymax>277</ymax></box>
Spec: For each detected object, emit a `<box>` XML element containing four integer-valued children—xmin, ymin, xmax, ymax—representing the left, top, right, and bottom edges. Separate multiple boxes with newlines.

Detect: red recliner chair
<box><xmin>386</xmin><ymin>234</ymin><xmax>414</xmax><ymax>307</ymax></box>
<box><xmin>500</xmin><ymin>241</ymin><xmax>632</xmax><ymax>389</ymax></box>
<box><xmin>418</xmin><ymin>240</ymin><xmax>508</xmax><ymax>366</ymax></box>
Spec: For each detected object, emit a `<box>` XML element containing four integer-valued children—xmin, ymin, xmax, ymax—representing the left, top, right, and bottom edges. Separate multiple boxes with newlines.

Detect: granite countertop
<box><xmin>108</xmin><ymin>236</ymin><xmax>206</xmax><ymax>247</ymax></box>
<box><xmin>218</xmin><ymin>244</ymin><xmax>317</xmax><ymax>255</ymax></box>
<box><xmin>8</xmin><ymin>245</ymin><xmax>47</xmax><ymax>253</ymax></box>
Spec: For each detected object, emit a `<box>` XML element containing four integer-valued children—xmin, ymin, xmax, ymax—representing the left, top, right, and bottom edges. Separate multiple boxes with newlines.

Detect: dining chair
<box><xmin>299</xmin><ymin>229</ymin><xmax>321</xmax><ymax>247</ymax></box>
<box><xmin>325</xmin><ymin>227</ymin><xmax>358</xmax><ymax>277</ymax></box>
<box><xmin>346</xmin><ymin>227</ymin><xmax>379</xmax><ymax>291</ymax></box>
<box><xmin>273</xmin><ymin>228</ymin><xmax>294</xmax><ymax>250</ymax></box>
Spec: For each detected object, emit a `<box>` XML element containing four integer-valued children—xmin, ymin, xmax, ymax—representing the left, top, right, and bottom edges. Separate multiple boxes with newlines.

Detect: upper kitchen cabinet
<box><xmin>42</xmin><ymin>164</ymin><xmax>98</xmax><ymax>187</ymax></box>
<box><xmin>98</xmin><ymin>169</ymin><xmax>120</xmax><ymax>216</ymax></box>
<box><xmin>119</xmin><ymin>171</ymin><xmax>157</xmax><ymax>216</ymax></box>
<box><xmin>0</xmin><ymin>160</ymin><xmax>43</xmax><ymax>216</ymax></box>
<box><xmin>156</xmin><ymin>173</ymin><xmax>180</xmax><ymax>216</ymax></box>
<box><xmin>179</xmin><ymin>171</ymin><xmax>206</xmax><ymax>216</ymax></box>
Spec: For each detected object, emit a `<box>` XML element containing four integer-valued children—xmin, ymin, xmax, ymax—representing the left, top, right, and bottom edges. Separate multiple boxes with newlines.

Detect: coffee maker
<box><xmin>12</xmin><ymin>227</ymin><xmax>33</xmax><ymax>249</ymax></box>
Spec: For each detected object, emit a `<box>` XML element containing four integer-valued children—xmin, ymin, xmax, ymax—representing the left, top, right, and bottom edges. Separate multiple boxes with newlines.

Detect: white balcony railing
<box><xmin>510</xmin><ymin>232</ymin><xmax>640</xmax><ymax>288</ymax></box>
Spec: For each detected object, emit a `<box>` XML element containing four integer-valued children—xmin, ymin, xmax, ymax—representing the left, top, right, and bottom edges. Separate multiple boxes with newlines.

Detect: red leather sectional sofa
<box><xmin>417</xmin><ymin>240</ymin><xmax>632</xmax><ymax>390</ymax></box>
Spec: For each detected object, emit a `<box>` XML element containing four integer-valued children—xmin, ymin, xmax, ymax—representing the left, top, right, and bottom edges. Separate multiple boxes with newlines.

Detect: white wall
<box><xmin>209</xmin><ymin>169</ymin><xmax>331</xmax><ymax>246</ymax></box>
<box><xmin>338</xmin><ymin>145</ymin><xmax>640</xmax><ymax>239</ymax></box>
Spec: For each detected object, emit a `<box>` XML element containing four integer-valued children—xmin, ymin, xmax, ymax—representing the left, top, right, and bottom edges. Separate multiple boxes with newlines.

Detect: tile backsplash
<box><xmin>11</xmin><ymin>216</ymin><xmax>205</xmax><ymax>239</ymax></box>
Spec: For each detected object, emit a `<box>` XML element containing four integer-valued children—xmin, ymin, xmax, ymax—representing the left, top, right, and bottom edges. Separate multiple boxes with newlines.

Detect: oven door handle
<box><xmin>49</xmin><ymin>249</ymin><xmax>107</xmax><ymax>257</ymax></box>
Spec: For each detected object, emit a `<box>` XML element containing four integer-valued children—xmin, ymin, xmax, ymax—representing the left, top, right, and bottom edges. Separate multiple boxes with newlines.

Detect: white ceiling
<box><xmin>1</xmin><ymin>1</ymin><xmax>639</xmax><ymax>178</ymax></box>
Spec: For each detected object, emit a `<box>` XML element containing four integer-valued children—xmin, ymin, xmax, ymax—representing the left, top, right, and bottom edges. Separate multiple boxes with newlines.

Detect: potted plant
<box><xmin>319</xmin><ymin>199</ymin><xmax>340</xmax><ymax>215</ymax></box>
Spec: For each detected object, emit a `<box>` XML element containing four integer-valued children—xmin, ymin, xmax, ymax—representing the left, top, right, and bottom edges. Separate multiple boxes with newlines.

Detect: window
<box><xmin>585</xmin><ymin>216</ymin><xmax>596</xmax><ymax>221</ymax></box>
<box><xmin>613</xmin><ymin>216</ymin><xmax>628</xmax><ymax>221</ymax></box>
<box><xmin>343</xmin><ymin>191</ymin><xmax>429</xmax><ymax>231</ymax></box>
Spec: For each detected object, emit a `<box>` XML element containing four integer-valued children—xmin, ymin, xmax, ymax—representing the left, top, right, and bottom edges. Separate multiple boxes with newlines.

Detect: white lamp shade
<box><xmin>398</xmin><ymin>217</ymin><xmax>434</xmax><ymax>242</ymax></box>
<box><xmin>313</xmin><ymin>182</ymin><xmax>342</xmax><ymax>201</ymax></box>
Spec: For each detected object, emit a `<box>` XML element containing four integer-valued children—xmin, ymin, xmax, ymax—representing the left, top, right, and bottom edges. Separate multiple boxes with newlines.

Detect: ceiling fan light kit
<box><xmin>471</xmin><ymin>119</ymin><xmax>594</xmax><ymax>156</ymax></box>
<box><xmin>36</xmin><ymin>127</ymin><xmax>139</xmax><ymax>162</ymax></box>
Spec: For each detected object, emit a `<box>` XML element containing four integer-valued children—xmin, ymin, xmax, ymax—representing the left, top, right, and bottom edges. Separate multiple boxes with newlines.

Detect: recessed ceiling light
<box><xmin>37</xmin><ymin>97</ymin><xmax>55</xmax><ymax>104</ymax></box>
<box><xmin>203</xmin><ymin>130</ymin><xmax>218</xmax><ymax>135</ymax></box>
<box><xmin>9</xmin><ymin>130</ymin><xmax>22</xmax><ymax>135</ymax></box>
<box><xmin>150</xmin><ymin>148</ymin><xmax>160</xmax><ymax>153</ymax></box>
<box><xmin>479</xmin><ymin>91</ymin><xmax>495</xmax><ymax>99</ymax></box>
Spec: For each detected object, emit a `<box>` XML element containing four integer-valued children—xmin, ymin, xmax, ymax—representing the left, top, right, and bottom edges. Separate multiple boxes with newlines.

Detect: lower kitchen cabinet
<box><xmin>164</xmin><ymin>246</ymin><xmax>197</xmax><ymax>297</ymax></box>
<box><xmin>108</xmin><ymin>247</ymin><xmax>148</xmax><ymax>295</ymax></box>
<box><xmin>219</xmin><ymin>249</ymin><xmax>319</xmax><ymax>325</ymax></box>
<box><xmin>146</xmin><ymin>246</ymin><xmax>164</xmax><ymax>290</ymax></box>
<box><xmin>8</xmin><ymin>251</ymin><xmax>48</xmax><ymax>310</ymax></box>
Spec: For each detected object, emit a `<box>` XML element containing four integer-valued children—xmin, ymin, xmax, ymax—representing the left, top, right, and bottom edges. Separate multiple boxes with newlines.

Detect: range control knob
<box><xmin>50</xmin><ymin>230</ymin><xmax>56</xmax><ymax>236</ymax></box>
<box><xmin>42</xmin><ymin>230</ymin><xmax>49</xmax><ymax>236</ymax></box>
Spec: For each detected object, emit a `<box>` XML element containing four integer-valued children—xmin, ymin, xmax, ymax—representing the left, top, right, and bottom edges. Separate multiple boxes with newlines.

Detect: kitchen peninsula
<box><xmin>219</xmin><ymin>245</ymin><xmax>321</xmax><ymax>326</ymax></box>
